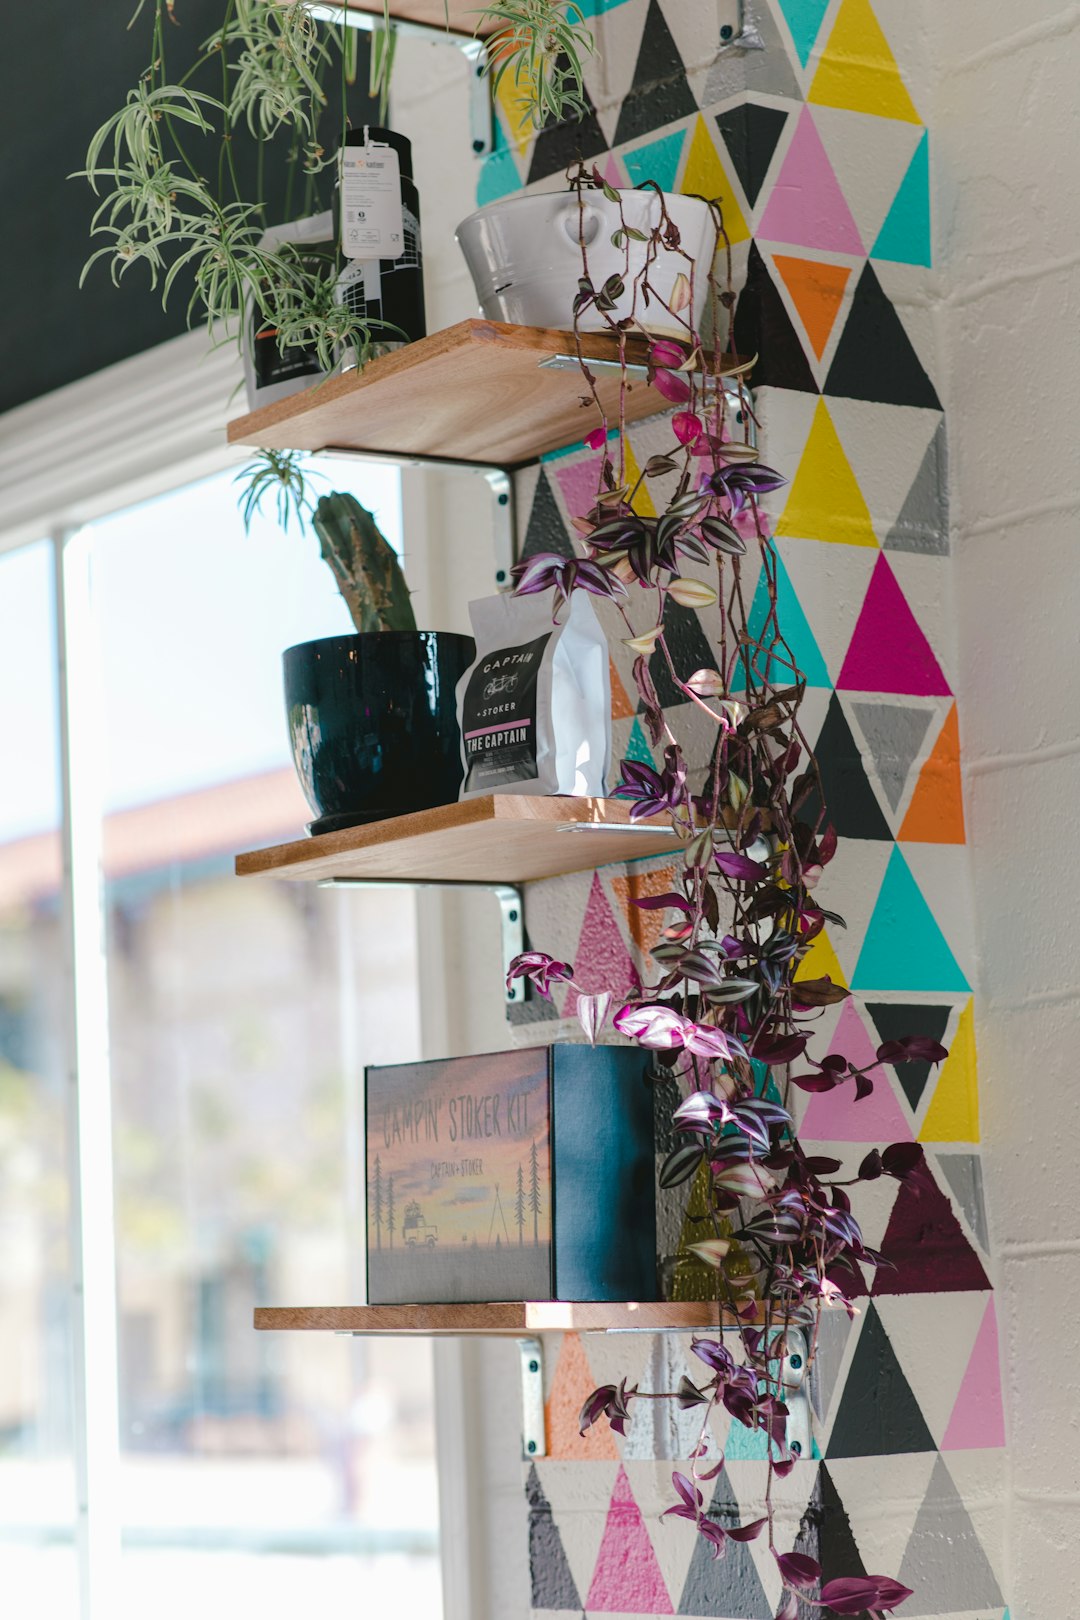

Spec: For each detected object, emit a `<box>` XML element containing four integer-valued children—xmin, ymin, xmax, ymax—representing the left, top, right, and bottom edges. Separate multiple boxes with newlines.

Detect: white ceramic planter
<box><xmin>455</xmin><ymin>189</ymin><xmax>716</xmax><ymax>337</ymax></box>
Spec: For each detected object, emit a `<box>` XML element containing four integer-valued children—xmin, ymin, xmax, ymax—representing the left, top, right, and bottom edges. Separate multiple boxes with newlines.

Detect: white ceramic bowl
<box><xmin>455</xmin><ymin>189</ymin><xmax>716</xmax><ymax>336</ymax></box>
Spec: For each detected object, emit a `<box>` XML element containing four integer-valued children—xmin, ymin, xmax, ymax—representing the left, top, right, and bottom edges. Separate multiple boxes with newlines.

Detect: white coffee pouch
<box><xmin>457</xmin><ymin>588</ymin><xmax>611</xmax><ymax>798</ymax></box>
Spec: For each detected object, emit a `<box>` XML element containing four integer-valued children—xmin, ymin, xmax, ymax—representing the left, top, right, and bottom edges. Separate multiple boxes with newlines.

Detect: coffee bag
<box><xmin>457</xmin><ymin>589</ymin><xmax>611</xmax><ymax>798</ymax></box>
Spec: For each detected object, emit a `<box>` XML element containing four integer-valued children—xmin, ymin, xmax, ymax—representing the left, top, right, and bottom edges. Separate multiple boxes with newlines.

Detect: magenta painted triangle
<box><xmin>564</xmin><ymin>873</ymin><xmax>636</xmax><ymax>1018</ymax></box>
<box><xmin>553</xmin><ymin>450</ymin><xmax>606</xmax><ymax>526</ymax></box>
<box><xmin>756</xmin><ymin>107</ymin><xmax>863</xmax><ymax>254</ymax></box>
<box><xmin>801</xmin><ymin>1001</ymin><xmax>913</xmax><ymax>1143</ymax></box>
<box><xmin>942</xmin><ymin>1297</ymin><xmax>1006</xmax><ymax>1449</ymax></box>
<box><xmin>874</xmin><ymin>1157</ymin><xmax>990</xmax><ymax>1294</ymax></box>
<box><xmin>585</xmin><ymin>1465</ymin><xmax>674</xmax><ymax>1613</ymax></box>
<box><xmin>837</xmin><ymin>553</ymin><xmax>952</xmax><ymax>696</ymax></box>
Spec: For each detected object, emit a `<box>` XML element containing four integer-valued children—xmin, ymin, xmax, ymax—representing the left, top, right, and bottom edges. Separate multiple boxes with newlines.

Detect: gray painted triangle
<box><xmin>851</xmin><ymin>701</ymin><xmax>934</xmax><ymax>812</ymax></box>
<box><xmin>809</xmin><ymin>1303</ymin><xmax>852</xmax><ymax>1424</ymax></box>
<box><xmin>701</xmin><ymin>0</ymin><xmax>803</xmax><ymax>106</ymax></box>
<box><xmin>937</xmin><ymin>1152</ymin><xmax>990</xmax><ymax>1251</ymax></box>
<box><xmin>525</xmin><ymin>1464</ymin><xmax>582</xmax><ymax>1611</ymax></box>
<box><xmin>886</xmin><ymin>419</ymin><xmax>949</xmax><ymax>555</ymax></box>
<box><xmin>897</xmin><ymin>1454</ymin><xmax>1003</xmax><ymax>1612</ymax></box>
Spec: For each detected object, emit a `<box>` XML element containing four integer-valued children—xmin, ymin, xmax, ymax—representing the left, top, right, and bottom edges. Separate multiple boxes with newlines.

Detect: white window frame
<box><xmin>0</xmin><ymin>330</ymin><xmax>507</xmax><ymax>1620</ymax></box>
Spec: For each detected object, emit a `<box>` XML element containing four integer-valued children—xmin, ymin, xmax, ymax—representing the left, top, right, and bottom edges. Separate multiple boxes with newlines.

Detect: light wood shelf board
<box><xmin>235</xmin><ymin>794</ymin><xmax>681</xmax><ymax>884</ymax></box>
<box><xmin>226</xmin><ymin>320</ymin><xmax>670</xmax><ymax>468</ymax></box>
<box><xmin>254</xmin><ymin>1301</ymin><xmax>738</xmax><ymax>1336</ymax></box>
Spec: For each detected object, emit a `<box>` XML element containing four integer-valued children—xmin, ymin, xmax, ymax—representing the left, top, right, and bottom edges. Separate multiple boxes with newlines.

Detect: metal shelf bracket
<box><xmin>309</xmin><ymin>6</ymin><xmax>494</xmax><ymax>155</ymax></box>
<box><xmin>518</xmin><ymin>1336</ymin><xmax>546</xmax><ymax>1459</ymax></box>
<box><xmin>322</xmin><ymin>877</ymin><xmax>524</xmax><ymax>1004</ymax></box>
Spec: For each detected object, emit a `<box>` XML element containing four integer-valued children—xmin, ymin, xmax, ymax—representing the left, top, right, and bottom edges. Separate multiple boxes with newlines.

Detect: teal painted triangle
<box><xmin>852</xmin><ymin>847</ymin><xmax>970</xmax><ymax>994</ymax></box>
<box><xmin>577</xmin><ymin>0</ymin><xmax>634</xmax><ymax>13</ymax></box>
<box><xmin>737</xmin><ymin>551</ymin><xmax>831</xmax><ymax>690</ymax></box>
<box><xmin>476</xmin><ymin>122</ymin><xmax>524</xmax><ymax>206</ymax></box>
<box><xmin>778</xmin><ymin>0</ymin><xmax>831</xmax><ymax>65</ymax></box>
<box><xmin>811</xmin><ymin>1436</ymin><xmax>822</xmax><ymax>1459</ymax></box>
<box><xmin>873</xmin><ymin>131</ymin><xmax>931</xmax><ymax>268</ymax></box>
<box><xmin>622</xmin><ymin>128</ymin><xmax>688</xmax><ymax>195</ymax></box>
<box><xmin>726</xmin><ymin>1417</ymin><xmax>771</xmax><ymax>1460</ymax></box>
<box><xmin>623</xmin><ymin>717</ymin><xmax>655</xmax><ymax>768</ymax></box>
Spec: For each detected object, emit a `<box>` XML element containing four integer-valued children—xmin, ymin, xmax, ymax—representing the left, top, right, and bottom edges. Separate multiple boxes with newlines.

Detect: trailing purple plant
<box><xmin>505</xmin><ymin>164</ymin><xmax>946</xmax><ymax>1611</ymax></box>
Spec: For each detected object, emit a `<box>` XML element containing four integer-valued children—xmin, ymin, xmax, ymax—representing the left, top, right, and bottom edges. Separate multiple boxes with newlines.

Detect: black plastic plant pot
<box><xmin>283</xmin><ymin>631</ymin><xmax>476</xmax><ymax>835</ymax></box>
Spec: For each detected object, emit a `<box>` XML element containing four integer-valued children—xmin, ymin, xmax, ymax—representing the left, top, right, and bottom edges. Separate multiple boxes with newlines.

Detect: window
<box><xmin>0</xmin><ymin>463</ymin><xmax>443</xmax><ymax>1617</ymax></box>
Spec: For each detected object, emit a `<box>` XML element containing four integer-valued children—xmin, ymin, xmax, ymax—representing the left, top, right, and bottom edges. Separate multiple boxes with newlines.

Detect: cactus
<box><xmin>311</xmin><ymin>491</ymin><xmax>416</xmax><ymax>635</ymax></box>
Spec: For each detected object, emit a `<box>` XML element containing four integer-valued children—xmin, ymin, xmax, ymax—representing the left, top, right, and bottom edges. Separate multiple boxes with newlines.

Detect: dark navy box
<box><xmin>365</xmin><ymin>1043</ymin><xmax>657</xmax><ymax>1304</ymax></box>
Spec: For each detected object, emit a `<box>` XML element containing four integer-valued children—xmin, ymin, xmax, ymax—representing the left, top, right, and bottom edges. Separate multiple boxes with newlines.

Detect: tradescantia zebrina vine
<box><xmin>505</xmin><ymin>166</ymin><xmax>944</xmax><ymax>1618</ymax></box>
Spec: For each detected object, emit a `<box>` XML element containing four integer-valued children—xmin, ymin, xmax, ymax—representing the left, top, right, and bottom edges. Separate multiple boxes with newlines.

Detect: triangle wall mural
<box><xmin>493</xmin><ymin>5</ymin><xmax>1000</xmax><ymax>1613</ymax></box>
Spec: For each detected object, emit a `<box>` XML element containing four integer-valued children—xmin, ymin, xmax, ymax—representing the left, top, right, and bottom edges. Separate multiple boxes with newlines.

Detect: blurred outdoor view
<box><xmin>0</xmin><ymin>466</ymin><xmax>442</xmax><ymax>1615</ymax></box>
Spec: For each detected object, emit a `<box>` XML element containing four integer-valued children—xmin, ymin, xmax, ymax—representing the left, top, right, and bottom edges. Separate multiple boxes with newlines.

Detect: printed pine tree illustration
<box><xmin>373</xmin><ymin>1153</ymin><xmax>384</xmax><ymax>1251</ymax></box>
<box><xmin>386</xmin><ymin>1175</ymin><xmax>395</xmax><ymax>1250</ymax></box>
<box><xmin>528</xmin><ymin>1139</ymin><xmax>542</xmax><ymax>1245</ymax></box>
<box><xmin>514</xmin><ymin>1163</ymin><xmax>526</xmax><ymax>1246</ymax></box>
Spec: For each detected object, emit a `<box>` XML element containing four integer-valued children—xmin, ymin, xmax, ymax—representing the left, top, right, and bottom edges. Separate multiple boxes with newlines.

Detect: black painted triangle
<box><xmin>865</xmin><ymin>1002</ymin><xmax>951</xmax><ymax>1109</ymax></box>
<box><xmin>824</xmin><ymin>263</ymin><xmax>941</xmax><ymax>409</ymax></box>
<box><xmin>613</xmin><ymin>0</ymin><xmax>697</xmax><ymax>149</ymax></box>
<box><xmin>521</xmin><ymin>468</ymin><xmax>575</xmax><ymax>561</ymax></box>
<box><xmin>733</xmin><ymin>242</ymin><xmax>819</xmax><ymax>394</ymax></box>
<box><xmin>715</xmin><ymin>103</ymin><xmax>788</xmax><ymax>209</ymax></box>
<box><xmin>825</xmin><ymin>1302</ymin><xmax>936</xmax><ymax>1459</ymax></box>
<box><xmin>873</xmin><ymin>1156</ymin><xmax>991</xmax><ymax>1294</ymax></box>
<box><xmin>645</xmin><ymin>598</ymin><xmax>716</xmax><ymax>711</ymax></box>
<box><xmin>527</xmin><ymin>65</ymin><xmax>608</xmax><ymax>185</ymax></box>
<box><xmin>792</xmin><ymin>1464</ymin><xmax>872</xmax><ymax>1620</ymax></box>
<box><xmin>677</xmin><ymin>1467</ymin><xmax>772</xmax><ymax>1617</ymax></box>
<box><xmin>525</xmin><ymin>1464</ymin><xmax>582</xmax><ymax>1611</ymax></box>
<box><xmin>800</xmin><ymin>694</ymin><xmax>892</xmax><ymax>841</ymax></box>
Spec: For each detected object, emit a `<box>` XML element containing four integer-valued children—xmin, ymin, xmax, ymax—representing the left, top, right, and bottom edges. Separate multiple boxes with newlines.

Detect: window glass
<box><xmin>0</xmin><ymin>540</ymin><xmax>78</xmax><ymax>1611</ymax></box>
<box><xmin>83</xmin><ymin>462</ymin><xmax>441</xmax><ymax>1616</ymax></box>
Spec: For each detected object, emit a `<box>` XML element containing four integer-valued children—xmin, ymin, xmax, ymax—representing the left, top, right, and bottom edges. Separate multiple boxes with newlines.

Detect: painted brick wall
<box><xmin>471</xmin><ymin>3</ymin><xmax>1010</xmax><ymax>1616</ymax></box>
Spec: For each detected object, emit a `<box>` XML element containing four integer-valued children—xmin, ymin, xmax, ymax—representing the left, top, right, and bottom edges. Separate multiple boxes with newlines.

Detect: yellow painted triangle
<box><xmin>679</xmin><ymin>115</ymin><xmax>750</xmax><ymax>243</ymax></box>
<box><xmin>671</xmin><ymin>1162</ymin><xmax>757</xmax><ymax>1301</ymax></box>
<box><xmin>795</xmin><ymin>924</ymin><xmax>848</xmax><ymax>989</ymax></box>
<box><xmin>624</xmin><ymin>438</ymin><xmax>657</xmax><ymax>518</ymax></box>
<box><xmin>494</xmin><ymin>63</ymin><xmax>534</xmax><ymax>155</ymax></box>
<box><xmin>809</xmin><ymin>0</ymin><xmax>920</xmax><ymax>124</ymax></box>
<box><xmin>774</xmin><ymin>400</ymin><xmax>878</xmax><ymax>547</ymax></box>
<box><xmin>919</xmin><ymin>999</ymin><xmax>979</xmax><ymax>1143</ymax></box>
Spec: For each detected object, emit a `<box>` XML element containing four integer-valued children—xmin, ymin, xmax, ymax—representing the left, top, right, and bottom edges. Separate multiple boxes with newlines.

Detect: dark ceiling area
<box><xmin>0</xmin><ymin>2</ymin><xmax>374</xmax><ymax>418</ymax></box>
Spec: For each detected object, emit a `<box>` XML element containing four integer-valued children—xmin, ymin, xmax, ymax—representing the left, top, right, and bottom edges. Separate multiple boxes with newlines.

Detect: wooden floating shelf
<box><xmin>226</xmin><ymin>321</ymin><xmax>670</xmax><ymax>468</ymax></box>
<box><xmin>235</xmin><ymin>794</ymin><xmax>680</xmax><ymax>885</ymax></box>
<box><xmin>254</xmin><ymin>1301</ymin><xmax>736</xmax><ymax>1337</ymax></box>
<box><xmin>343</xmin><ymin>0</ymin><xmax>497</xmax><ymax>35</ymax></box>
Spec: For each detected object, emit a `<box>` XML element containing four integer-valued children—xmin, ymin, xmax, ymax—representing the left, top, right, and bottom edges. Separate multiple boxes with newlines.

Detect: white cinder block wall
<box><xmin>932</xmin><ymin>3</ymin><xmax>1080</xmax><ymax>1611</ymax></box>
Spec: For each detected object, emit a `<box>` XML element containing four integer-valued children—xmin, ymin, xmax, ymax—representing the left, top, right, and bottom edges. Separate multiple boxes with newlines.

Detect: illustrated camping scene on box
<box><xmin>366</xmin><ymin>1049</ymin><xmax>552</xmax><ymax>1304</ymax></box>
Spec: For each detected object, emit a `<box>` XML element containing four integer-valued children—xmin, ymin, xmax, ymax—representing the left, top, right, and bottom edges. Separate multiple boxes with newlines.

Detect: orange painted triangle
<box><xmin>900</xmin><ymin>704</ymin><xmax>965</xmax><ymax>843</ymax></box>
<box><xmin>611</xmin><ymin>864</ymin><xmax>678</xmax><ymax>956</ymax></box>
<box><xmin>610</xmin><ymin>657</ymin><xmax>634</xmax><ymax>720</ymax></box>
<box><xmin>773</xmin><ymin>255</ymin><xmax>852</xmax><ymax>359</ymax></box>
<box><xmin>545</xmin><ymin>1331</ymin><xmax>619</xmax><ymax>1459</ymax></box>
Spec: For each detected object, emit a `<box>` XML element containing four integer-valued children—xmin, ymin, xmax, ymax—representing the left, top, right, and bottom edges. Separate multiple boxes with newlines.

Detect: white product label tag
<box><xmin>340</xmin><ymin>143</ymin><xmax>404</xmax><ymax>261</ymax></box>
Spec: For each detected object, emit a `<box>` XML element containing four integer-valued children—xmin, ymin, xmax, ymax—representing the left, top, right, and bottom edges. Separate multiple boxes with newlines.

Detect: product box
<box><xmin>365</xmin><ymin>1044</ymin><xmax>657</xmax><ymax>1305</ymax></box>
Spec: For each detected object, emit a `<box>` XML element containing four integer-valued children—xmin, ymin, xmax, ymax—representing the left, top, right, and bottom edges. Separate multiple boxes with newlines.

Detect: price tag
<box><xmin>340</xmin><ymin>142</ymin><xmax>405</xmax><ymax>261</ymax></box>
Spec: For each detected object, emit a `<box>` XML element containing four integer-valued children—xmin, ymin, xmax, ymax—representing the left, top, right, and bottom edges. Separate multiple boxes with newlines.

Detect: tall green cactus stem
<box><xmin>312</xmin><ymin>492</ymin><xmax>416</xmax><ymax>635</ymax></box>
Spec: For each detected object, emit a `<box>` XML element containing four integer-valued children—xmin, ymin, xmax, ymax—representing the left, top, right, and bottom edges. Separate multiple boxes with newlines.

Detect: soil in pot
<box><xmin>284</xmin><ymin>630</ymin><xmax>475</xmax><ymax>834</ymax></box>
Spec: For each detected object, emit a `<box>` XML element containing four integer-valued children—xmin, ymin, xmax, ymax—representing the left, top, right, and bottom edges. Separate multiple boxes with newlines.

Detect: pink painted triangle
<box><xmin>602</xmin><ymin>152</ymin><xmax>627</xmax><ymax>190</ymax></box>
<box><xmin>837</xmin><ymin>553</ymin><xmax>952</xmax><ymax>696</ymax></box>
<box><xmin>942</xmin><ymin>1296</ymin><xmax>1006</xmax><ymax>1450</ymax></box>
<box><xmin>585</xmin><ymin>1465</ymin><xmax>674</xmax><ymax>1613</ymax></box>
<box><xmin>553</xmin><ymin>450</ymin><xmax>606</xmax><ymax>526</ymax></box>
<box><xmin>756</xmin><ymin>106</ymin><xmax>863</xmax><ymax>255</ymax></box>
<box><xmin>564</xmin><ymin>873</ymin><xmax>637</xmax><ymax>1018</ymax></box>
<box><xmin>800</xmin><ymin>999</ymin><xmax>913</xmax><ymax>1142</ymax></box>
